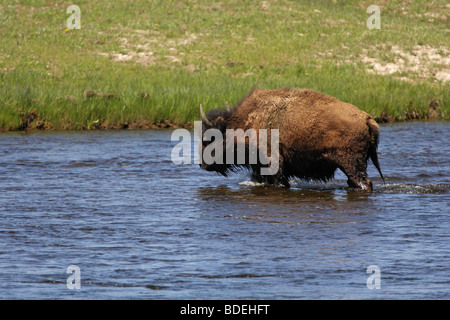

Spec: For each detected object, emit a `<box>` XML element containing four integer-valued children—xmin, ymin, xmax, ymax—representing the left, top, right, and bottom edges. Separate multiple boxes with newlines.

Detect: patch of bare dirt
<box><xmin>97</xmin><ymin>28</ymin><xmax>203</xmax><ymax>70</ymax></box>
<box><xmin>361</xmin><ymin>45</ymin><xmax>450</xmax><ymax>82</ymax></box>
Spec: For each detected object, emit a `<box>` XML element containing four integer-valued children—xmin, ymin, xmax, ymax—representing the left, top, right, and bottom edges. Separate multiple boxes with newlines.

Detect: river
<box><xmin>0</xmin><ymin>121</ymin><xmax>448</xmax><ymax>299</ymax></box>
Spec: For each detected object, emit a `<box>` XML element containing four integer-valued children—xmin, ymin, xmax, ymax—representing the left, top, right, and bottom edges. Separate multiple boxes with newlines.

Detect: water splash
<box><xmin>379</xmin><ymin>183</ymin><xmax>450</xmax><ymax>194</ymax></box>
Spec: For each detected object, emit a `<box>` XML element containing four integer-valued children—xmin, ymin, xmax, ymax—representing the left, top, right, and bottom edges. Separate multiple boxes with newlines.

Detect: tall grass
<box><xmin>0</xmin><ymin>0</ymin><xmax>448</xmax><ymax>131</ymax></box>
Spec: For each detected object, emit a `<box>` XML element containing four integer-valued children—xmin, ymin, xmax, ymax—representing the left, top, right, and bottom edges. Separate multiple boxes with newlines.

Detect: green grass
<box><xmin>0</xmin><ymin>0</ymin><xmax>449</xmax><ymax>131</ymax></box>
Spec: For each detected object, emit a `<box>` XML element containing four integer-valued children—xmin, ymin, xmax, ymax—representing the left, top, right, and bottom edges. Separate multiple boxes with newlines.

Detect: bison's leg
<box><xmin>250</xmin><ymin>171</ymin><xmax>264</xmax><ymax>184</ymax></box>
<box><xmin>250</xmin><ymin>158</ymin><xmax>290</xmax><ymax>187</ymax></box>
<box><xmin>250</xmin><ymin>171</ymin><xmax>290</xmax><ymax>188</ymax></box>
<box><xmin>250</xmin><ymin>154</ymin><xmax>290</xmax><ymax>187</ymax></box>
<box><xmin>338</xmin><ymin>157</ymin><xmax>373</xmax><ymax>191</ymax></box>
<box><xmin>346</xmin><ymin>174</ymin><xmax>373</xmax><ymax>191</ymax></box>
<box><xmin>270</xmin><ymin>172</ymin><xmax>290</xmax><ymax>188</ymax></box>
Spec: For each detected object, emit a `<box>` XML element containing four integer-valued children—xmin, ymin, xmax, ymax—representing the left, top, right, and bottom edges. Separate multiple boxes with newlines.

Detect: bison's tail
<box><xmin>367</xmin><ymin>117</ymin><xmax>385</xmax><ymax>183</ymax></box>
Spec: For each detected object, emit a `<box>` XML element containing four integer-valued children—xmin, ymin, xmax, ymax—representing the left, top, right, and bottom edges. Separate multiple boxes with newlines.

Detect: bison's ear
<box><xmin>213</xmin><ymin>116</ymin><xmax>227</xmax><ymax>132</ymax></box>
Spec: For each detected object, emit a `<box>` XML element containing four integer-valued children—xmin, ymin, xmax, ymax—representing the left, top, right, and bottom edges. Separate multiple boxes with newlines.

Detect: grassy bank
<box><xmin>0</xmin><ymin>0</ymin><xmax>449</xmax><ymax>131</ymax></box>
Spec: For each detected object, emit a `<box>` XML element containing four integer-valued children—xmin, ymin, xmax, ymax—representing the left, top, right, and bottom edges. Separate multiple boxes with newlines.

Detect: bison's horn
<box><xmin>225</xmin><ymin>102</ymin><xmax>231</xmax><ymax>112</ymax></box>
<box><xmin>200</xmin><ymin>104</ymin><xmax>212</xmax><ymax>126</ymax></box>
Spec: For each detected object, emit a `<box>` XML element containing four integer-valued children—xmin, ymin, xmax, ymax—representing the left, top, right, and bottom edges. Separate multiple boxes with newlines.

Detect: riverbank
<box><xmin>4</xmin><ymin>96</ymin><xmax>447</xmax><ymax>133</ymax></box>
<box><xmin>1</xmin><ymin>1</ymin><xmax>449</xmax><ymax>132</ymax></box>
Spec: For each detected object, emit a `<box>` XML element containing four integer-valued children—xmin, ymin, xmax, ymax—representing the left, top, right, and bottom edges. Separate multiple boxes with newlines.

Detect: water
<box><xmin>0</xmin><ymin>122</ymin><xmax>448</xmax><ymax>299</ymax></box>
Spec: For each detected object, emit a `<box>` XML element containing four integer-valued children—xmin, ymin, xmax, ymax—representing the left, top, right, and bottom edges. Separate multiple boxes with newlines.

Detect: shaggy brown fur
<box><xmin>200</xmin><ymin>88</ymin><xmax>384</xmax><ymax>191</ymax></box>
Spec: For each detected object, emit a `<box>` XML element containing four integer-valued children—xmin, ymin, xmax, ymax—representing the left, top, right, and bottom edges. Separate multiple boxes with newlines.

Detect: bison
<box><xmin>199</xmin><ymin>88</ymin><xmax>384</xmax><ymax>191</ymax></box>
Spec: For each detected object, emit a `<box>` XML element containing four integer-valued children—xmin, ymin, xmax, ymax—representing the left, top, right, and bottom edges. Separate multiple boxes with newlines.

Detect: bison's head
<box><xmin>199</xmin><ymin>103</ymin><xmax>233</xmax><ymax>175</ymax></box>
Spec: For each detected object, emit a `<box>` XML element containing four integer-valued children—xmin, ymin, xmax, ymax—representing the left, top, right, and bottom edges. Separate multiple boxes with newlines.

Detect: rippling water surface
<box><xmin>0</xmin><ymin>122</ymin><xmax>448</xmax><ymax>299</ymax></box>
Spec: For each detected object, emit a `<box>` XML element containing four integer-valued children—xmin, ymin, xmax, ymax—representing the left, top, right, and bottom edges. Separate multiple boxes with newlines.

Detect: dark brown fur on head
<box><xmin>202</xmin><ymin>109</ymin><xmax>231</xmax><ymax>132</ymax></box>
<box><xmin>199</xmin><ymin>107</ymin><xmax>233</xmax><ymax>176</ymax></box>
